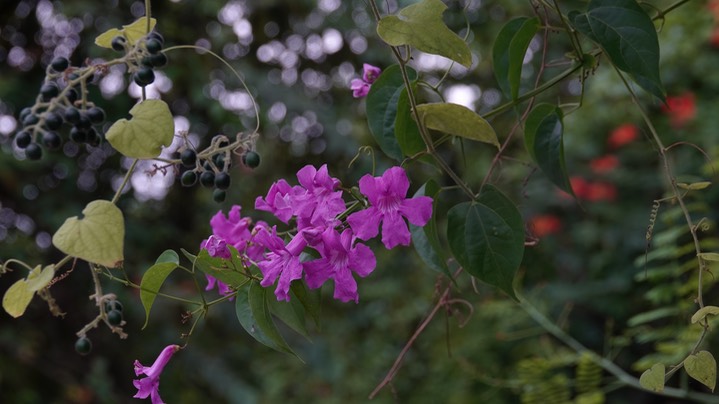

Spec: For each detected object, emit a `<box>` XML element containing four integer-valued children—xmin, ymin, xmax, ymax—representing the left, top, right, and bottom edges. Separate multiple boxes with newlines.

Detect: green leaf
<box><xmin>569</xmin><ymin>0</ymin><xmax>665</xmax><ymax>101</ymax></box>
<box><xmin>366</xmin><ymin>65</ymin><xmax>417</xmax><ymax>161</ymax></box>
<box><xmin>524</xmin><ymin>103</ymin><xmax>573</xmax><ymax>195</ymax></box>
<box><xmin>692</xmin><ymin>305</ymin><xmax>719</xmax><ymax>324</ymax></box>
<box><xmin>268</xmin><ymin>290</ymin><xmax>310</xmax><ymax>339</ymax></box>
<box><xmin>677</xmin><ymin>181</ymin><xmax>711</xmax><ymax>190</ymax></box>
<box><xmin>185</xmin><ymin>248</ymin><xmax>249</xmax><ymax>288</ymax></box>
<box><xmin>26</xmin><ymin>265</ymin><xmax>55</xmax><ymax>292</ymax></box>
<box><xmin>377</xmin><ymin>0</ymin><xmax>471</xmax><ymax>67</ymax></box>
<box><xmin>95</xmin><ymin>17</ymin><xmax>157</xmax><ymax>48</ymax></box>
<box><xmin>290</xmin><ymin>280</ymin><xmax>321</xmax><ymax>328</ymax></box>
<box><xmin>52</xmin><ymin>200</ymin><xmax>124</xmax><ymax>267</ymax></box>
<box><xmin>685</xmin><ymin>351</ymin><xmax>716</xmax><ymax>391</ymax></box>
<box><xmin>447</xmin><ymin>186</ymin><xmax>524</xmax><ymax>299</ymax></box>
<box><xmin>236</xmin><ymin>281</ymin><xmax>298</xmax><ymax>357</ymax></box>
<box><xmin>155</xmin><ymin>249</ymin><xmax>180</xmax><ymax>265</ymax></box>
<box><xmin>105</xmin><ymin>99</ymin><xmax>174</xmax><ymax>159</ymax></box>
<box><xmin>492</xmin><ymin>17</ymin><xmax>540</xmax><ymax>100</ymax></box>
<box><xmin>410</xmin><ymin>180</ymin><xmax>450</xmax><ymax>278</ymax></box>
<box><xmin>395</xmin><ymin>86</ymin><xmax>425</xmax><ymax>158</ymax></box>
<box><xmin>699</xmin><ymin>253</ymin><xmax>719</xmax><ymax>262</ymax></box>
<box><xmin>2</xmin><ymin>278</ymin><xmax>34</xmax><ymax>318</ymax></box>
<box><xmin>639</xmin><ymin>363</ymin><xmax>665</xmax><ymax>392</ymax></box>
<box><xmin>139</xmin><ymin>261</ymin><xmax>178</xmax><ymax>329</ymax></box>
<box><xmin>416</xmin><ymin>103</ymin><xmax>498</xmax><ymax>147</ymax></box>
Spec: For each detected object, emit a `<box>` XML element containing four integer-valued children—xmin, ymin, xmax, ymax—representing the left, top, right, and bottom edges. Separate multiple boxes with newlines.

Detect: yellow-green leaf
<box><xmin>677</xmin><ymin>181</ymin><xmax>711</xmax><ymax>190</ymax></box>
<box><xmin>26</xmin><ymin>265</ymin><xmax>55</xmax><ymax>292</ymax></box>
<box><xmin>416</xmin><ymin>103</ymin><xmax>498</xmax><ymax>147</ymax></box>
<box><xmin>105</xmin><ymin>99</ymin><xmax>174</xmax><ymax>159</ymax></box>
<box><xmin>692</xmin><ymin>306</ymin><xmax>719</xmax><ymax>324</ymax></box>
<box><xmin>377</xmin><ymin>0</ymin><xmax>471</xmax><ymax>67</ymax></box>
<box><xmin>52</xmin><ymin>200</ymin><xmax>124</xmax><ymax>267</ymax></box>
<box><xmin>639</xmin><ymin>363</ymin><xmax>665</xmax><ymax>392</ymax></box>
<box><xmin>699</xmin><ymin>253</ymin><xmax>719</xmax><ymax>262</ymax></box>
<box><xmin>685</xmin><ymin>351</ymin><xmax>717</xmax><ymax>391</ymax></box>
<box><xmin>2</xmin><ymin>279</ymin><xmax>34</xmax><ymax>318</ymax></box>
<box><xmin>95</xmin><ymin>17</ymin><xmax>157</xmax><ymax>48</ymax></box>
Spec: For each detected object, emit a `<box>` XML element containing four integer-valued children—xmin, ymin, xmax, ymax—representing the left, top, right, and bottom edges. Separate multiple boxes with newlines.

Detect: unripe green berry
<box><xmin>213</xmin><ymin>189</ymin><xmax>227</xmax><ymax>203</ymax></box>
<box><xmin>75</xmin><ymin>336</ymin><xmax>92</xmax><ymax>355</ymax></box>
<box><xmin>242</xmin><ymin>151</ymin><xmax>260</xmax><ymax>168</ymax></box>
<box><xmin>107</xmin><ymin>309</ymin><xmax>123</xmax><ymax>326</ymax></box>
<box><xmin>105</xmin><ymin>300</ymin><xmax>123</xmax><ymax>313</ymax></box>
<box><xmin>214</xmin><ymin>172</ymin><xmax>231</xmax><ymax>190</ymax></box>
<box><xmin>181</xmin><ymin>170</ymin><xmax>198</xmax><ymax>187</ymax></box>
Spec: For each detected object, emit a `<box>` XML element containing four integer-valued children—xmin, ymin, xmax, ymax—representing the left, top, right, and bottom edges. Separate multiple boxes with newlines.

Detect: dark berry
<box><xmin>181</xmin><ymin>170</ymin><xmax>197</xmax><ymax>187</ymax></box>
<box><xmin>214</xmin><ymin>172</ymin><xmax>231</xmax><ymax>190</ymax></box>
<box><xmin>200</xmin><ymin>171</ymin><xmax>215</xmax><ymax>187</ymax></box>
<box><xmin>64</xmin><ymin>107</ymin><xmax>81</xmax><ymax>124</ymax></box>
<box><xmin>50</xmin><ymin>56</ymin><xmax>69</xmax><ymax>72</ymax></box>
<box><xmin>104</xmin><ymin>300</ymin><xmax>123</xmax><ymax>313</ymax></box>
<box><xmin>180</xmin><ymin>149</ymin><xmax>197</xmax><ymax>167</ymax></box>
<box><xmin>212</xmin><ymin>154</ymin><xmax>225</xmax><ymax>170</ymax></box>
<box><xmin>70</xmin><ymin>126</ymin><xmax>87</xmax><ymax>143</ymax></box>
<box><xmin>25</xmin><ymin>143</ymin><xmax>42</xmax><ymax>160</ymax></box>
<box><xmin>45</xmin><ymin>111</ymin><xmax>63</xmax><ymax>130</ymax></box>
<box><xmin>203</xmin><ymin>161</ymin><xmax>213</xmax><ymax>171</ymax></box>
<box><xmin>148</xmin><ymin>53</ymin><xmax>167</xmax><ymax>68</ymax></box>
<box><xmin>42</xmin><ymin>131</ymin><xmax>62</xmax><ymax>150</ymax></box>
<box><xmin>242</xmin><ymin>151</ymin><xmax>260</xmax><ymax>168</ymax></box>
<box><xmin>107</xmin><ymin>309</ymin><xmax>123</xmax><ymax>326</ymax></box>
<box><xmin>75</xmin><ymin>337</ymin><xmax>92</xmax><ymax>355</ymax></box>
<box><xmin>15</xmin><ymin>131</ymin><xmax>32</xmax><ymax>149</ymax></box>
<box><xmin>66</xmin><ymin>88</ymin><xmax>79</xmax><ymax>104</ymax></box>
<box><xmin>40</xmin><ymin>82</ymin><xmax>59</xmax><ymax>101</ymax></box>
<box><xmin>23</xmin><ymin>114</ymin><xmax>39</xmax><ymax>127</ymax></box>
<box><xmin>133</xmin><ymin>66</ymin><xmax>155</xmax><ymax>87</ymax></box>
<box><xmin>147</xmin><ymin>31</ymin><xmax>164</xmax><ymax>45</ymax></box>
<box><xmin>86</xmin><ymin>128</ymin><xmax>101</xmax><ymax>147</ymax></box>
<box><xmin>146</xmin><ymin>38</ymin><xmax>162</xmax><ymax>54</ymax></box>
<box><xmin>86</xmin><ymin>107</ymin><xmax>105</xmax><ymax>124</ymax></box>
<box><xmin>111</xmin><ymin>36</ymin><xmax>126</xmax><ymax>52</ymax></box>
<box><xmin>19</xmin><ymin>107</ymin><xmax>32</xmax><ymax>121</ymax></box>
<box><xmin>213</xmin><ymin>189</ymin><xmax>227</xmax><ymax>203</ymax></box>
<box><xmin>215</xmin><ymin>136</ymin><xmax>230</xmax><ymax>148</ymax></box>
<box><xmin>76</xmin><ymin>113</ymin><xmax>92</xmax><ymax>130</ymax></box>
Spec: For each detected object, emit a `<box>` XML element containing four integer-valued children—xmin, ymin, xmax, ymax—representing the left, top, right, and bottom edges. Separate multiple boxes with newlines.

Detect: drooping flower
<box><xmin>607</xmin><ymin>123</ymin><xmax>639</xmax><ymax>149</ymax></box>
<box><xmin>254</xmin><ymin>227</ymin><xmax>308</xmax><ymax>301</ymax></box>
<box><xmin>350</xmin><ymin>63</ymin><xmax>381</xmax><ymax>98</ymax></box>
<box><xmin>304</xmin><ymin>228</ymin><xmax>376</xmax><ymax>303</ymax></box>
<box><xmin>133</xmin><ymin>344</ymin><xmax>181</xmax><ymax>404</ymax></box>
<box><xmin>347</xmin><ymin>166</ymin><xmax>432</xmax><ymax>249</ymax></box>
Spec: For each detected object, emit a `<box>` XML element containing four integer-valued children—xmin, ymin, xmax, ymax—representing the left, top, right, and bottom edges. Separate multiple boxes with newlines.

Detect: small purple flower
<box><xmin>200</xmin><ymin>235</ymin><xmax>231</xmax><ymax>259</ymax></box>
<box><xmin>293</xmin><ymin>164</ymin><xmax>345</xmax><ymax>229</ymax></box>
<box><xmin>209</xmin><ymin>205</ymin><xmax>253</xmax><ymax>251</ymax></box>
<box><xmin>255</xmin><ymin>179</ymin><xmax>294</xmax><ymax>223</ymax></box>
<box><xmin>350</xmin><ymin>63</ymin><xmax>381</xmax><ymax>98</ymax></box>
<box><xmin>347</xmin><ymin>166</ymin><xmax>433</xmax><ymax>249</ymax></box>
<box><xmin>133</xmin><ymin>344</ymin><xmax>180</xmax><ymax>404</ymax></box>
<box><xmin>254</xmin><ymin>227</ymin><xmax>308</xmax><ymax>301</ymax></box>
<box><xmin>304</xmin><ymin>228</ymin><xmax>376</xmax><ymax>303</ymax></box>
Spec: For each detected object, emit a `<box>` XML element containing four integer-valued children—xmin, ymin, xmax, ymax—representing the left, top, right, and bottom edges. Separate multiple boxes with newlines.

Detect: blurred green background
<box><xmin>2</xmin><ymin>0</ymin><xmax>719</xmax><ymax>402</ymax></box>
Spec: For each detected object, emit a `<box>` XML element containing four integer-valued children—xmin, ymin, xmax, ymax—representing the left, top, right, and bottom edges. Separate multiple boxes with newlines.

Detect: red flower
<box><xmin>662</xmin><ymin>92</ymin><xmax>696</xmax><ymax>128</ymax></box>
<box><xmin>711</xmin><ymin>27</ymin><xmax>719</xmax><ymax>47</ymax></box>
<box><xmin>530</xmin><ymin>215</ymin><xmax>562</xmax><ymax>238</ymax></box>
<box><xmin>585</xmin><ymin>182</ymin><xmax>617</xmax><ymax>202</ymax></box>
<box><xmin>607</xmin><ymin>124</ymin><xmax>639</xmax><ymax>149</ymax></box>
<box><xmin>590</xmin><ymin>155</ymin><xmax>619</xmax><ymax>174</ymax></box>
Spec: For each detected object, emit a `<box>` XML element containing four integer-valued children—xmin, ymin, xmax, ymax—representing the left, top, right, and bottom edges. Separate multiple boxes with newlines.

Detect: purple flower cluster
<box><xmin>350</xmin><ymin>63</ymin><xmax>381</xmax><ymax>98</ymax></box>
<box><xmin>200</xmin><ymin>164</ymin><xmax>432</xmax><ymax>304</ymax></box>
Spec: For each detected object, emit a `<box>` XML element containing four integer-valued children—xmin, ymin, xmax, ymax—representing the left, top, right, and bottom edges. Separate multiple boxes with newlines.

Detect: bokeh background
<box><xmin>1</xmin><ymin>0</ymin><xmax>719</xmax><ymax>402</ymax></box>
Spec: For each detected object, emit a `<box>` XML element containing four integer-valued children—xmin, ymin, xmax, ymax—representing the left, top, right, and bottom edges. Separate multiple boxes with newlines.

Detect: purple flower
<box><xmin>347</xmin><ymin>166</ymin><xmax>433</xmax><ymax>249</ymax></box>
<box><xmin>209</xmin><ymin>205</ymin><xmax>253</xmax><ymax>251</ymax></box>
<box><xmin>350</xmin><ymin>63</ymin><xmax>381</xmax><ymax>98</ymax></box>
<box><xmin>255</xmin><ymin>179</ymin><xmax>294</xmax><ymax>223</ymax></box>
<box><xmin>293</xmin><ymin>164</ymin><xmax>345</xmax><ymax>229</ymax></box>
<box><xmin>200</xmin><ymin>235</ymin><xmax>231</xmax><ymax>259</ymax></box>
<box><xmin>133</xmin><ymin>344</ymin><xmax>180</xmax><ymax>404</ymax></box>
<box><xmin>254</xmin><ymin>227</ymin><xmax>308</xmax><ymax>301</ymax></box>
<box><xmin>304</xmin><ymin>228</ymin><xmax>376</xmax><ymax>303</ymax></box>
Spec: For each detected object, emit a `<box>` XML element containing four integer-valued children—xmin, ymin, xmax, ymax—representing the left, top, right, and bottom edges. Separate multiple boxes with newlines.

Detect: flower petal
<box><xmin>275</xmin><ymin>257</ymin><xmax>303</xmax><ymax>301</ymax></box>
<box><xmin>347</xmin><ymin>207</ymin><xmax>381</xmax><ymax>241</ymax></box>
<box><xmin>382</xmin><ymin>166</ymin><xmax>410</xmax><ymax>198</ymax></box>
<box><xmin>332</xmin><ymin>265</ymin><xmax>359</xmax><ymax>303</ymax></box>
<box><xmin>349</xmin><ymin>242</ymin><xmax>376</xmax><ymax>278</ymax></box>
<box><xmin>358</xmin><ymin>173</ymin><xmax>380</xmax><ymax>205</ymax></box>
<box><xmin>381</xmin><ymin>211</ymin><xmax>411</xmax><ymax>249</ymax></box>
<box><xmin>362</xmin><ymin>64</ymin><xmax>382</xmax><ymax>84</ymax></box>
<box><xmin>304</xmin><ymin>258</ymin><xmax>334</xmax><ymax>289</ymax></box>
<box><xmin>399</xmin><ymin>196</ymin><xmax>433</xmax><ymax>227</ymax></box>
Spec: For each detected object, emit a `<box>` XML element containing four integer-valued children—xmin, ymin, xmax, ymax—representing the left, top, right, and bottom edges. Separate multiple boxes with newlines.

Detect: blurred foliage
<box><xmin>1</xmin><ymin>0</ymin><xmax>719</xmax><ymax>403</ymax></box>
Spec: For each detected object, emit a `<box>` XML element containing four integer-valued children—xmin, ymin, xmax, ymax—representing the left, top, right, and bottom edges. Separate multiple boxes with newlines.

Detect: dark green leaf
<box><xmin>155</xmin><ymin>249</ymin><xmax>179</xmax><ymax>265</ymax></box>
<box><xmin>140</xmin><ymin>261</ymin><xmax>178</xmax><ymax>329</ymax></box>
<box><xmin>416</xmin><ymin>103</ymin><xmax>498</xmax><ymax>147</ymax></box>
<box><xmin>268</xmin><ymin>289</ymin><xmax>310</xmax><ymax>339</ymax></box>
<box><xmin>639</xmin><ymin>363</ymin><xmax>665</xmax><ymax>392</ymax></box>
<box><xmin>181</xmin><ymin>248</ymin><xmax>248</xmax><ymax>288</ymax></box>
<box><xmin>570</xmin><ymin>0</ymin><xmax>665</xmax><ymax>101</ymax></box>
<box><xmin>410</xmin><ymin>180</ymin><xmax>451</xmax><ymax>278</ymax></box>
<box><xmin>395</xmin><ymin>86</ymin><xmax>425</xmax><ymax>158</ymax></box>
<box><xmin>290</xmin><ymin>280</ymin><xmax>321</xmax><ymax>328</ymax></box>
<box><xmin>524</xmin><ymin>103</ymin><xmax>573</xmax><ymax>195</ymax></box>
<box><xmin>366</xmin><ymin>65</ymin><xmax>417</xmax><ymax>161</ymax></box>
<box><xmin>377</xmin><ymin>0</ymin><xmax>471</xmax><ymax>67</ymax></box>
<box><xmin>447</xmin><ymin>186</ymin><xmax>524</xmax><ymax>299</ymax></box>
<box><xmin>492</xmin><ymin>17</ymin><xmax>539</xmax><ymax>100</ymax></box>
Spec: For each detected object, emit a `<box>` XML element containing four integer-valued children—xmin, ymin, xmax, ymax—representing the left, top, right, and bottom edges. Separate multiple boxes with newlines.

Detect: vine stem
<box><xmin>369</xmin><ymin>268</ymin><xmax>462</xmax><ymax>399</ymax></box>
<box><xmin>111</xmin><ymin>158</ymin><xmax>139</xmax><ymax>204</ymax></box>
<box><xmin>101</xmin><ymin>272</ymin><xmax>201</xmax><ymax>306</ymax></box>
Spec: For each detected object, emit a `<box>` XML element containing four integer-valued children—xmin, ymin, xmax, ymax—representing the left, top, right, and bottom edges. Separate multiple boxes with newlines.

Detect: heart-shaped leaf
<box><xmin>52</xmin><ymin>200</ymin><xmax>124</xmax><ymax>267</ymax></box>
<box><xmin>105</xmin><ymin>99</ymin><xmax>174</xmax><ymax>159</ymax></box>
<box><xmin>395</xmin><ymin>86</ymin><xmax>425</xmax><ymax>158</ymax></box>
<box><xmin>26</xmin><ymin>265</ymin><xmax>55</xmax><ymax>292</ymax></box>
<box><xmin>417</xmin><ymin>103</ymin><xmax>499</xmax><ymax>147</ymax></box>
<box><xmin>95</xmin><ymin>17</ymin><xmax>157</xmax><ymax>48</ymax></box>
<box><xmin>639</xmin><ymin>363</ymin><xmax>665</xmax><ymax>392</ymax></box>
<box><xmin>524</xmin><ymin>103</ymin><xmax>573</xmax><ymax>196</ymax></box>
<box><xmin>685</xmin><ymin>351</ymin><xmax>717</xmax><ymax>391</ymax></box>
<box><xmin>569</xmin><ymin>0</ymin><xmax>665</xmax><ymax>101</ymax></box>
<box><xmin>492</xmin><ymin>17</ymin><xmax>540</xmax><ymax>100</ymax></box>
<box><xmin>691</xmin><ymin>305</ymin><xmax>719</xmax><ymax>324</ymax></box>
<box><xmin>2</xmin><ymin>278</ymin><xmax>34</xmax><ymax>318</ymax></box>
<box><xmin>447</xmin><ymin>186</ymin><xmax>524</xmax><ymax>299</ymax></box>
<box><xmin>410</xmin><ymin>180</ymin><xmax>450</xmax><ymax>278</ymax></box>
<box><xmin>377</xmin><ymin>0</ymin><xmax>471</xmax><ymax>67</ymax></box>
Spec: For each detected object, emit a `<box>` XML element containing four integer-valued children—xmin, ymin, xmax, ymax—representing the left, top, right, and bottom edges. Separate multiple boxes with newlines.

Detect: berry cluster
<box><xmin>112</xmin><ymin>31</ymin><xmax>168</xmax><ymax>87</ymax></box>
<box><xmin>74</xmin><ymin>298</ymin><xmax>124</xmax><ymax>356</ymax></box>
<box><xmin>178</xmin><ymin>134</ymin><xmax>261</xmax><ymax>203</ymax></box>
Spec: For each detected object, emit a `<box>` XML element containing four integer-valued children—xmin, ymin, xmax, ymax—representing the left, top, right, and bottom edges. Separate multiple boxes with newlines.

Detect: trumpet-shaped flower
<box><xmin>350</xmin><ymin>63</ymin><xmax>381</xmax><ymax>98</ymax></box>
<box><xmin>254</xmin><ymin>227</ymin><xmax>308</xmax><ymax>301</ymax></box>
<box><xmin>347</xmin><ymin>166</ymin><xmax>433</xmax><ymax>249</ymax></box>
<box><xmin>133</xmin><ymin>344</ymin><xmax>181</xmax><ymax>404</ymax></box>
